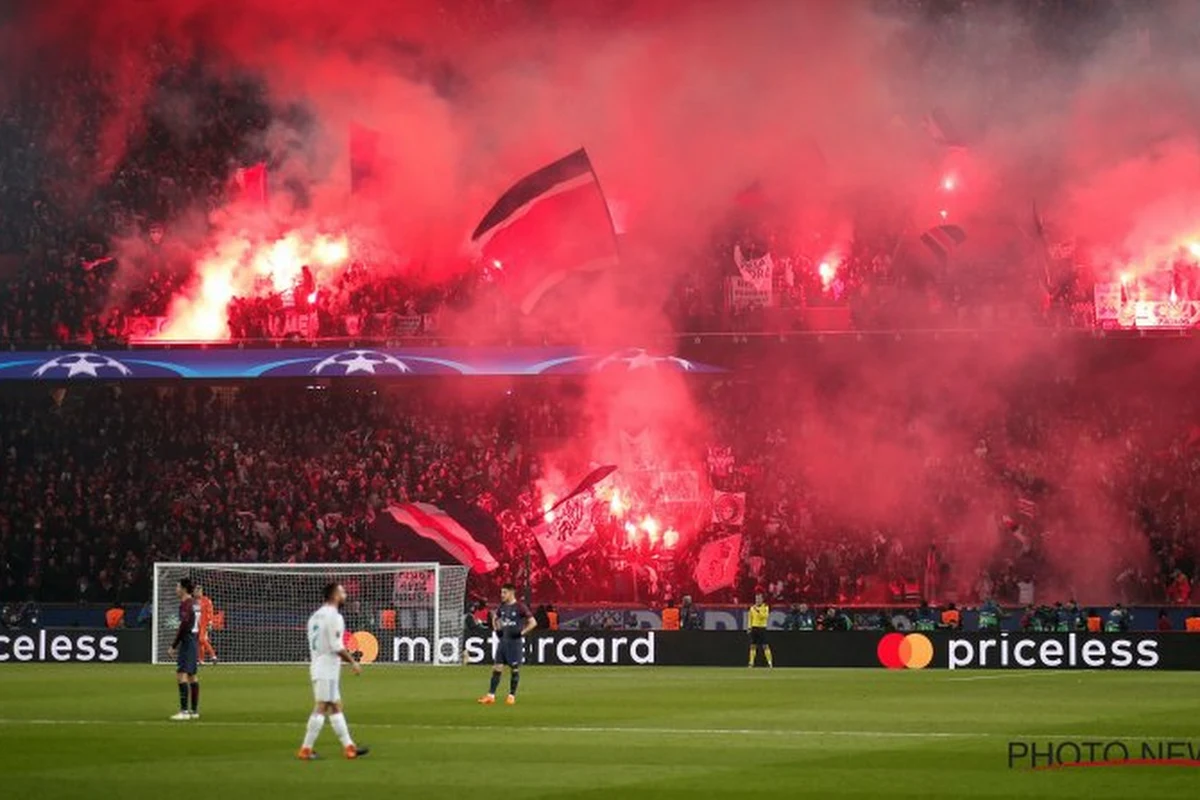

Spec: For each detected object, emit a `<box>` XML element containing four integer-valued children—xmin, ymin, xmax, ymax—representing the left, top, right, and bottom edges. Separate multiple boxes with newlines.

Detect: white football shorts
<box><xmin>311</xmin><ymin>678</ymin><xmax>341</xmax><ymax>703</ymax></box>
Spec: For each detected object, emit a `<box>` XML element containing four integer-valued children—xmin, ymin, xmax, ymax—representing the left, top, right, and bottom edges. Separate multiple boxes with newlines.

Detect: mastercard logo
<box><xmin>347</xmin><ymin>631</ymin><xmax>380</xmax><ymax>664</ymax></box>
<box><xmin>877</xmin><ymin>633</ymin><xmax>933</xmax><ymax>669</ymax></box>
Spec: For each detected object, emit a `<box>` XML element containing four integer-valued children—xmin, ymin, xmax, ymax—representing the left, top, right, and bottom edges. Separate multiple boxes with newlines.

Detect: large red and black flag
<box><xmin>471</xmin><ymin>148</ymin><xmax>619</xmax><ymax>314</ymax></box>
<box><xmin>349</xmin><ymin>123</ymin><xmax>381</xmax><ymax>194</ymax></box>
<box><xmin>920</xmin><ymin>224</ymin><xmax>966</xmax><ymax>262</ymax></box>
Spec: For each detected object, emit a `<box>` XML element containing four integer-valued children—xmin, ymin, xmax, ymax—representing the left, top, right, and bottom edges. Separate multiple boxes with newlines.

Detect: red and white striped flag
<box><xmin>385</xmin><ymin>503</ymin><xmax>499</xmax><ymax>573</ymax></box>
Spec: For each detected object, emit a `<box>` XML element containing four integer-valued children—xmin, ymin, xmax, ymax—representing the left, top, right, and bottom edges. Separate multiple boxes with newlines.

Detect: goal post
<box><xmin>152</xmin><ymin>563</ymin><xmax>469</xmax><ymax>666</ymax></box>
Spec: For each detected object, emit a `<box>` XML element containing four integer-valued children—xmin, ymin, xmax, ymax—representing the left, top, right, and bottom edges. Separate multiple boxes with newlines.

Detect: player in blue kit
<box><xmin>167</xmin><ymin>577</ymin><xmax>201</xmax><ymax>720</ymax></box>
<box><xmin>478</xmin><ymin>583</ymin><xmax>536</xmax><ymax>706</ymax></box>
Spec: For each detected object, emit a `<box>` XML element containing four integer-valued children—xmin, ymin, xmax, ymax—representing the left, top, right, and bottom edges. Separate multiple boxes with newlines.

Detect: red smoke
<box><xmin>535</xmin><ymin>356</ymin><xmax>712</xmax><ymax>555</ymax></box>
<box><xmin>4</xmin><ymin>0</ymin><xmax>910</xmax><ymax>298</ymax></box>
<box><xmin>9</xmin><ymin>0</ymin><xmax>1200</xmax><ymax>598</ymax></box>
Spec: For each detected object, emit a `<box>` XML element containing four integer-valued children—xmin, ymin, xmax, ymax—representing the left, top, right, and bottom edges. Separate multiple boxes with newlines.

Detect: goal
<box><xmin>152</xmin><ymin>563</ymin><xmax>469</xmax><ymax>666</ymax></box>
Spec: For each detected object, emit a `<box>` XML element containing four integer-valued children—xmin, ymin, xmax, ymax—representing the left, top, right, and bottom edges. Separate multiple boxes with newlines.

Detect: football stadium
<box><xmin>2</xmin><ymin>0</ymin><xmax>1200</xmax><ymax>797</ymax></box>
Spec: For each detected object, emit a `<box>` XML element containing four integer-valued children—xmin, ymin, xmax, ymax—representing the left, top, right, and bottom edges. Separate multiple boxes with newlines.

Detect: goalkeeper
<box><xmin>478</xmin><ymin>583</ymin><xmax>536</xmax><ymax>706</ymax></box>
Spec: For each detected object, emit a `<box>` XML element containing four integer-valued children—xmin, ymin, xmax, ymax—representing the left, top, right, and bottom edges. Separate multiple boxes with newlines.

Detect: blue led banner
<box><xmin>0</xmin><ymin>347</ymin><xmax>722</xmax><ymax>381</ymax></box>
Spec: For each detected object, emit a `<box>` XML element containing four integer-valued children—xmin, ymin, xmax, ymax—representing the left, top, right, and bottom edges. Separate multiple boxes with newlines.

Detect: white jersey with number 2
<box><xmin>307</xmin><ymin>604</ymin><xmax>345</xmax><ymax>681</ymax></box>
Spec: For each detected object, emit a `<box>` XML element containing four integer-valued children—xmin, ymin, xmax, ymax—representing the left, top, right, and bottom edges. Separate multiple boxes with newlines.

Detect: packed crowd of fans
<box><xmin>0</xmin><ymin>356</ymin><xmax>1196</xmax><ymax>608</ymax></box>
<box><xmin>0</xmin><ymin>0</ymin><xmax>1140</xmax><ymax>346</ymax></box>
<box><xmin>702</xmin><ymin>371</ymin><xmax>1198</xmax><ymax>610</ymax></box>
<box><xmin>0</xmin><ymin>0</ymin><xmax>1191</xmax><ymax>612</ymax></box>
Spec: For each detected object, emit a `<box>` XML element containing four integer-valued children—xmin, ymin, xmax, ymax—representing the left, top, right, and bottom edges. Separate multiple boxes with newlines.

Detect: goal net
<box><xmin>152</xmin><ymin>563</ymin><xmax>469</xmax><ymax>666</ymax></box>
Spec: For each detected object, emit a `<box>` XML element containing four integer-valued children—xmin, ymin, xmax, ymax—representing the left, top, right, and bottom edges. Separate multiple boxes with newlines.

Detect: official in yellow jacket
<box><xmin>748</xmin><ymin>592</ymin><xmax>773</xmax><ymax>668</ymax></box>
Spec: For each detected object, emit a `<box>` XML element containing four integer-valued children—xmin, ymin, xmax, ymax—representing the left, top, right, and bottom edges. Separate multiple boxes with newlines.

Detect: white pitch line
<box><xmin>0</xmin><ymin>718</ymin><xmax>984</xmax><ymax>739</ymax></box>
<box><xmin>946</xmin><ymin>673</ymin><xmax>1068</xmax><ymax>682</ymax></box>
<box><xmin>0</xmin><ymin>719</ymin><xmax>1187</xmax><ymax>742</ymax></box>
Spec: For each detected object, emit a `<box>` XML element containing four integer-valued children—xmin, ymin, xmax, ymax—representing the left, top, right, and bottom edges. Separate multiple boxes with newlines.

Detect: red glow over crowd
<box><xmin>2</xmin><ymin>0</ymin><xmax>1200</xmax><ymax>621</ymax></box>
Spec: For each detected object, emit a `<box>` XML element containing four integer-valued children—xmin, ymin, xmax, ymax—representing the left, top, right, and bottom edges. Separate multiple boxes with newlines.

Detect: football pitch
<box><xmin>0</xmin><ymin>665</ymin><xmax>1197</xmax><ymax>799</ymax></box>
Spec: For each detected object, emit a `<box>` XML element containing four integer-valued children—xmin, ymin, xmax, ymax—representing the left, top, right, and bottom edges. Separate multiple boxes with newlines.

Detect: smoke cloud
<box><xmin>8</xmin><ymin>0</ymin><xmax>1200</xmax><ymax>600</ymax></box>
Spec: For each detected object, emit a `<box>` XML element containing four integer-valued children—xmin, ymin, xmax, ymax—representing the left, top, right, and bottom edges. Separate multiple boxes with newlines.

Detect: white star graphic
<box><xmin>341</xmin><ymin>354</ymin><xmax>380</xmax><ymax>374</ymax></box>
<box><xmin>626</xmin><ymin>351</ymin><xmax>657</xmax><ymax>370</ymax></box>
<box><xmin>65</xmin><ymin>359</ymin><xmax>101</xmax><ymax>377</ymax></box>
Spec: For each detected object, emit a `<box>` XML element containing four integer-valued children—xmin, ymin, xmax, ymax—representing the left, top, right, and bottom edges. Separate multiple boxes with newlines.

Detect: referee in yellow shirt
<box><xmin>747</xmin><ymin>591</ymin><xmax>773</xmax><ymax>668</ymax></box>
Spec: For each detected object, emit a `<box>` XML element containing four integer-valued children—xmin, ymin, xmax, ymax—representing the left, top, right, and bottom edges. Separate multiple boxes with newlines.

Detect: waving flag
<box><xmin>920</xmin><ymin>224</ymin><xmax>966</xmax><ymax>262</ymax></box>
<box><xmin>922</xmin><ymin>108</ymin><xmax>966</xmax><ymax>148</ymax></box>
<box><xmin>472</xmin><ymin>149</ymin><xmax>618</xmax><ymax>314</ymax></box>
<box><xmin>349</xmin><ymin>124</ymin><xmax>381</xmax><ymax>194</ymax></box>
<box><xmin>923</xmin><ymin>545</ymin><xmax>940</xmax><ymax>602</ymax></box>
<box><xmin>527</xmin><ymin>464</ymin><xmax>617</xmax><ymax>526</ymax></box>
<box><xmin>231</xmin><ymin>162</ymin><xmax>268</xmax><ymax>206</ymax></box>
<box><xmin>570</xmin><ymin>464</ymin><xmax>619</xmax><ymax>498</ymax></box>
<box><xmin>694</xmin><ymin>534</ymin><xmax>743</xmax><ymax>595</ymax></box>
<box><xmin>534</xmin><ymin>495</ymin><xmax>596</xmax><ymax>566</ymax></box>
<box><xmin>383</xmin><ymin>502</ymin><xmax>500</xmax><ymax>573</ymax></box>
<box><xmin>734</xmin><ymin>181</ymin><xmax>767</xmax><ymax>210</ymax></box>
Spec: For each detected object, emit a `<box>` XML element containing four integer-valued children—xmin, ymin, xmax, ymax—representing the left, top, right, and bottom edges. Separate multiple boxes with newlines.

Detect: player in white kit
<box><xmin>297</xmin><ymin>582</ymin><xmax>370</xmax><ymax>760</ymax></box>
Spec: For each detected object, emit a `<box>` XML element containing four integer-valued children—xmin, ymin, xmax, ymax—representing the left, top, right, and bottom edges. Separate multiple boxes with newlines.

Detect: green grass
<box><xmin>0</xmin><ymin>666</ymin><xmax>1198</xmax><ymax>798</ymax></box>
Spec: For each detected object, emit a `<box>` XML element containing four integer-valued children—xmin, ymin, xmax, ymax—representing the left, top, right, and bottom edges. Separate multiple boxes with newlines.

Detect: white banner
<box><xmin>1047</xmin><ymin>238</ymin><xmax>1076</xmax><ymax>260</ymax></box>
<box><xmin>734</xmin><ymin>245</ymin><xmax>774</xmax><ymax>292</ymax></box>
<box><xmin>619</xmin><ymin>429</ymin><xmax>656</xmax><ymax>471</ymax></box>
<box><xmin>1093</xmin><ymin>283</ymin><xmax>1121</xmax><ymax>323</ymax></box>
<box><xmin>656</xmin><ymin>471</ymin><xmax>700</xmax><ymax>503</ymax></box>
<box><xmin>725</xmin><ymin>276</ymin><xmax>771</xmax><ymax>311</ymax></box>
<box><xmin>535</xmin><ymin>495</ymin><xmax>596</xmax><ymax>566</ymax></box>
<box><xmin>1094</xmin><ymin>282</ymin><xmax>1200</xmax><ymax>329</ymax></box>
<box><xmin>707</xmin><ymin>446</ymin><xmax>734</xmax><ymax>478</ymax></box>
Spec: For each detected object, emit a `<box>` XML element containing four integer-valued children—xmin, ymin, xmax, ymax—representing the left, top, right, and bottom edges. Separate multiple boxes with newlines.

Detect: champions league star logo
<box><xmin>594</xmin><ymin>348</ymin><xmax>694</xmax><ymax>372</ymax></box>
<box><xmin>310</xmin><ymin>349</ymin><xmax>411</xmax><ymax>376</ymax></box>
<box><xmin>32</xmin><ymin>353</ymin><xmax>134</xmax><ymax>379</ymax></box>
